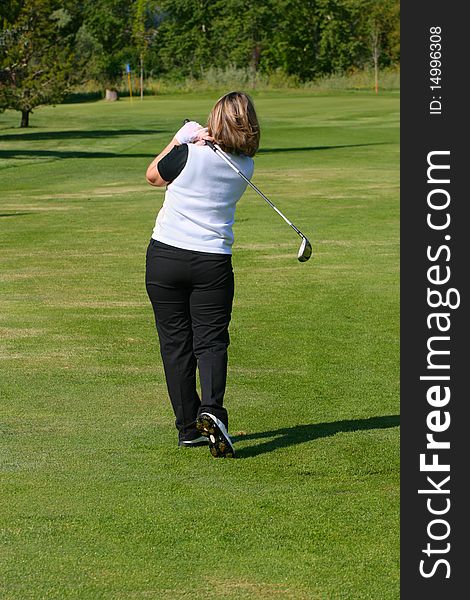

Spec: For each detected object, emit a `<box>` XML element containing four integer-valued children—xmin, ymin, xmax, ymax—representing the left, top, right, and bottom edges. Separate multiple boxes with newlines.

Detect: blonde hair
<box><xmin>207</xmin><ymin>91</ymin><xmax>260</xmax><ymax>157</ymax></box>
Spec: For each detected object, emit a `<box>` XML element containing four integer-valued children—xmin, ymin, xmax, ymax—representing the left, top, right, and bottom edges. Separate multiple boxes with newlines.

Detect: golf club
<box><xmin>183</xmin><ymin>119</ymin><xmax>312</xmax><ymax>262</ymax></box>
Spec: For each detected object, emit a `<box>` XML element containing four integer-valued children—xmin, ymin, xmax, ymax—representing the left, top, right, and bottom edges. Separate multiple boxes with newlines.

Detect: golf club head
<box><xmin>298</xmin><ymin>237</ymin><xmax>312</xmax><ymax>262</ymax></box>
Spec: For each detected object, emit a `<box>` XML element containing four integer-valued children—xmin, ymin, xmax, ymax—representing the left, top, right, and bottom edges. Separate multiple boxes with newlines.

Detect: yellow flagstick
<box><xmin>126</xmin><ymin>64</ymin><xmax>133</xmax><ymax>102</ymax></box>
<box><xmin>127</xmin><ymin>72</ymin><xmax>133</xmax><ymax>102</ymax></box>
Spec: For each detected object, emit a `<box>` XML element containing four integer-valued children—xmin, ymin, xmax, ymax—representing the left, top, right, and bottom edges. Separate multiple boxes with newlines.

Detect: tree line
<box><xmin>0</xmin><ymin>0</ymin><xmax>399</xmax><ymax>126</ymax></box>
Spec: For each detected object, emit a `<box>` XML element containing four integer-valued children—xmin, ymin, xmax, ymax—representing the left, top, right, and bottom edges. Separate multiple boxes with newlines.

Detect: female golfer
<box><xmin>145</xmin><ymin>91</ymin><xmax>260</xmax><ymax>458</ymax></box>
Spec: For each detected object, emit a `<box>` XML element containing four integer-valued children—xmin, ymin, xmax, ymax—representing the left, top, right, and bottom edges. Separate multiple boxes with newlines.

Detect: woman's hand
<box><xmin>146</xmin><ymin>123</ymin><xmax>216</xmax><ymax>187</ymax></box>
<box><xmin>175</xmin><ymin>120</ymin><xmax>205</xmax><ymax>144</ymax></box>
<box><xmin>193</xmin><ymin>128</ymin><xmax>215</xmax><ymax>146</ymax></box>
<box><xmin>175</xmin><ymin>121</ymin><xmax>216</xmax><ymax>146</ymax></box>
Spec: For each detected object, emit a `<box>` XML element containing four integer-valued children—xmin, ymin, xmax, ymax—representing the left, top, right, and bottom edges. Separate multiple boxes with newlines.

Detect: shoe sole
<box><xmin>196</xmin><ymin>414</ymin><xmax>235</xmax><ymax>458</ymax></box>
<box><xmin>178</xmin><ymin>438</ymin><xmax>210</xmax><ymax>448</ymax></box>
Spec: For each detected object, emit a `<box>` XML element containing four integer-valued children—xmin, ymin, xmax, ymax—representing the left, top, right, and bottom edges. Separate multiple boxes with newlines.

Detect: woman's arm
<box><xmin>145</xmin><ymin>137</ymin><xmax>180</xmax><ymax>187</ymax></box>
<box><xmin>146</xmin><ymin>121</ymin><xmax>208</xmax><ymax>187</ymax></box>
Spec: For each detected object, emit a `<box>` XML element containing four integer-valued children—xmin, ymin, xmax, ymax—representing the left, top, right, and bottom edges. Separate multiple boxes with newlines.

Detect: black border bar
<box><xmin>401</xmin><ymin>3</ymin><xmax>467</xmax><ymax>597</ymax></box>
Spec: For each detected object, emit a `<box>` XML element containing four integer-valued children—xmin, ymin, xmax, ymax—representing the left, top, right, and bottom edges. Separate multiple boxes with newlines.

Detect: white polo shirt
<box><xmin>152</xmin><ymin>143</ymin><xmax>254</xmax><ymax>254</ymax></box>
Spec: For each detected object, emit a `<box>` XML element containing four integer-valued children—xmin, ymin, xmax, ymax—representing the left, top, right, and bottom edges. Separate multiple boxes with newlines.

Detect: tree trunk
<box><xmin>251</xmin><ymin>44</ymin><xmax>261</xmax><ymax>72</ymax></box>
<box><xmin>250</xmin><ymin>44</ymin><xmax>261</xmax><ymax>89</ymax></box>
<box><xmin>105</xmin><ymin>89</ymin><xmax>118</xmax><ymax>101</ymax></box>
<box><xmin>373</xmin><ymin>52</ymin><xmax>379</xmax><ymax>94</ymax></box>
<box><xmin>20</xmin><ymin>110</ymin><xmax>30</xmax><ymax>128</ymax></box>
<box><xmin>370</xmin><ymin>23</ymin><xmax>380</xmax><ymax>95</ymax></box>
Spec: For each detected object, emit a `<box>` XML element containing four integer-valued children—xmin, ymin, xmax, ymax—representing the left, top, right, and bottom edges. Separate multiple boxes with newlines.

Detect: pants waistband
<box><xmin>149</xmin><ymin>238</ymin><xmax>231</xmax><ymax>259</ymax></box>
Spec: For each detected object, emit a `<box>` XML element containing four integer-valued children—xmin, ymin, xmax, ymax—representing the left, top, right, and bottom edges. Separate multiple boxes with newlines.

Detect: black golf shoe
<box><xmin>196</xmin><ymin>412</ymin><xmax>235</xmax><ymax>458</ymax></box>
<box><xmin>178</xmin><ymin>434</ymin><xmax>209</xmax><ymax>448</ymax></box>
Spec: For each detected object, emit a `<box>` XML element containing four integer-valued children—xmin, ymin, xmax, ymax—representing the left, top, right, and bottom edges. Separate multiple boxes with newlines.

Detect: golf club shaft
<box><xmin>205</xmin><ymin>141</ymin><xmax>305</xmax><ymax>239</ymax></box>
<box><xmin>181</xmin><ymin>120</ymin><xmax>307</xmax><ymax>240</ymax></box>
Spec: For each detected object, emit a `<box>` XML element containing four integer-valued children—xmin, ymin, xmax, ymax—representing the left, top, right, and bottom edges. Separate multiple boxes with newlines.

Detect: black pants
<box><xmin>145</xmin><ymin>239</ymin><xmax>234</xmax><ymax>438</ymax></box>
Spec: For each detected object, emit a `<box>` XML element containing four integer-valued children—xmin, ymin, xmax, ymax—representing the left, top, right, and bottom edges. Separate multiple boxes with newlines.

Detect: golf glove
<box><xmin>175</xmin><ymin>121</ymin><xmax>204</xmax><ymax>144</ymax></box>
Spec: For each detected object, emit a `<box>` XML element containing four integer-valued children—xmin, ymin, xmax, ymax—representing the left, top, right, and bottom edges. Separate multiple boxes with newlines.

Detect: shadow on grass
<box><xmin>0</xmin><ymin>149</ymin><xmax>150</xmax><ymax>160</ymax></box>
<box><xmin>232</xmin><ymin>414</ymin><xmax>400</xmax><ymax>458</ymax></box>
<box><xmin>0</xmin><ymin>141</ymin><xmax>392</xmax><ymax>162</ymax></box>
<box><xmin>0</xmin><ymin>212</ymin><xmax>34</xmax><ymax>218</ymax></box>
<box><xmin>0</xmin><ymin>129</ymin><xmax>163</xmax><ymax>141</ymax></box>
<box><xmin>257</xmin><ymin>142</ymin><xmax>391</xmax><ymax>154</ymax></box>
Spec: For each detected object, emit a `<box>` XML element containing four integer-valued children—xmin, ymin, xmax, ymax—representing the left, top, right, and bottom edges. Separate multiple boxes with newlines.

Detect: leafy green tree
<box><xmin>0</xmin><ymin>0</ymin><xmax>80</xmax><ymax>127</ymax></box>
<box><xmin>1</xmin><ymin>0</ymin><xmax>400</xmax><ymax>115</ymax></box>
<box><xmin>147</xmin><ymin>0</ymin><xmax>400</xmax><ymax>82</ymax></box>
<box><xmin>154</xmin><ymin>0</ymin><xmax>219</xmax><ymax>78</ymax></box>
<box><xmin>132</xmin><ymin>0</ymin><xmax>160</xmax><ymax>98</ymax></box>
<box><xmin>82</xmin><ymin>0</ymin><xmax>135</xmax><ymax>91</ymax></box>
<box><xmin>266</xmin><ymin>0</ymin><xmax>398</xmax><ymax>81</ymax></box>
<box><xmin>259</xmin><ymin>0</ymin><xmax>321</xmax><ymax>80</ymax></box>
<box><xmin>210</xmin><ymin>1</ymin><xmax>275</xmax><ymax>74</ymax></box>
<box><xmin>0</xmin><ymin>1</ymin><xmax>23</xmax><ymax>25</ymax></box>
<box><xmin>357</xmin><ymin>0</ymin><xmax>400</xmax><ymax>91</ymax></box>
<box><xmin>133</xmin><ymin>0</ymin><xmax>147</xmax><ymax>97</ymax></box>
<box><xmin>315</xmin><ymin>0</ymin><xmax>365</xmax><ymax>74</ymax></box>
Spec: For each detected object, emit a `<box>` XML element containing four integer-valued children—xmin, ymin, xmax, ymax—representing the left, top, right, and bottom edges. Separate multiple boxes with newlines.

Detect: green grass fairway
<box><xmin>0</xmin><ymin>92</ymin><xmax>399</xmax><ymax>599</ymax></box>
